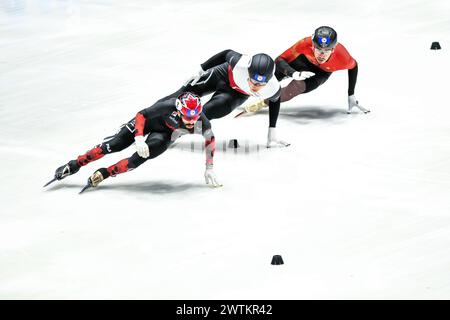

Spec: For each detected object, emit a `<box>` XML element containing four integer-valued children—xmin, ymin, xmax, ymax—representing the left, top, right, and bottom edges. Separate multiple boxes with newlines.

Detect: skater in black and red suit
<box><xmin>243</xmin><ymin>26</ymin><xmax>369</xmax><ymax>119</ymax></box>
<box><xmin>45</xmin><ymin>92</ymin><xmax>221</xmax><ymax>192</ymax></box>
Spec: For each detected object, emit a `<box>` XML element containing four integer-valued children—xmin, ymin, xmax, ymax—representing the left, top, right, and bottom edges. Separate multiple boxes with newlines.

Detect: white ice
<box><xmin>1</xmin><ymin>0</ymin><xmax>450</xmax><ymax>299</ymax></box>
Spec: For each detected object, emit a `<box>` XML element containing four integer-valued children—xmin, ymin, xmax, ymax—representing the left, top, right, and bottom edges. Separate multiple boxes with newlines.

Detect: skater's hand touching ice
<box><xmin>347</xmin><ymin>95</ymin><xmax>370</xmax><ymax>114</ymax></box>
<box><xmin>135</xmin><ymin>136</ymin><xmax>149</xmax><ymax>158</ymax></box>
<box><xmin>267</xmin><ymin>127</ymin><xmax>290</xmax><ymax>148</ymax></box>
<box><xmin>205</xmin><ymin>164</ymin><xmax>222</xmax><ymax>188</ymax></box>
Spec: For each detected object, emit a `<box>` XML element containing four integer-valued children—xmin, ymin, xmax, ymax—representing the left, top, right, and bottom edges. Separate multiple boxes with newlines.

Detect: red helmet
<box><xmin>176</xmin><ymin>92</ymin><xmax>202</xmax><ymax>121</ymax></box>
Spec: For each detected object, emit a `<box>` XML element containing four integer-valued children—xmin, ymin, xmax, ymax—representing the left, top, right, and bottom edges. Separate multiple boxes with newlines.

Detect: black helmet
<box><xmin>312</xmin><ymin>26</ymin><xmax>338</xmax><ymax>49</ymax></box>
<box><xmin>248</xmin><ymin>53</ymin><xmax>274</xmax><ymax>83</ymax></box>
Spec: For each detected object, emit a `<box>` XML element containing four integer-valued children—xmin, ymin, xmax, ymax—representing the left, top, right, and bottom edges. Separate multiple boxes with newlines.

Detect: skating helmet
<box><xmin>248</xmin><ymin>53</ymin><xmax>275</xmax><ymax>84</ymax></box>
<box><xmin>176</xmin><ymin>92</ymin><xmax>202</xmax><ymax>121</ymax></box>
<box><xmin>312</xmin><ymin>26</ymin><xmax>338</xmax><ymax>49</ymax></box>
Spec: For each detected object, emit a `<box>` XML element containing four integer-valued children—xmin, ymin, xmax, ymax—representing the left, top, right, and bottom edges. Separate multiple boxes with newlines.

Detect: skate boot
<box><xmin>79</xmin><ymin>168</ymin><xmax>109</xmax><ymax>194</ymax></box>
<box><xmin>235</xmin><ymin>99</ymin><xmax>268</xmax><ymax>118</ymax></box>
<box><xmin>55</xmin><ymin>160</ymin><xmax>80</xmax><ymax>180</ymax></box>
<box><xmin>44</xmin><ymin>160</ymin><xmax>80</xmax><ymax>187</ymax></box>
<box><xmin>245</xmin><ymin>99</ymin><xmax>268</xmax><ymax>113</ymax></box>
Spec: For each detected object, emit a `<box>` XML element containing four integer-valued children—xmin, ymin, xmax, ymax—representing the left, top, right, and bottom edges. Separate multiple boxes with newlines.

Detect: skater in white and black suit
<box><xmin>158</xmin><ymin>49</ymin><xmax>290</xmax><ymax>148</ymax></box>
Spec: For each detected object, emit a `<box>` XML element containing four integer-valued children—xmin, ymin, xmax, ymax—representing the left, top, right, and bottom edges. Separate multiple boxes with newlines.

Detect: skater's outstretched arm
<box><xmin>203</xmin><ymin>131</ymin><xmax>215</xmax><ymax>167</ymax></box>
<box><xmin>346</xmin><ymin>62</ymin><xmax>369</xmax><ymax>113</ymax></box>
<box><xmin>199</xmin><ymin>114</ymin><xmax>216</xmax><ymax>166</ymax></box>
<box><xmin>266</xmin><ymin>89</ymin><xmax>290</xmax><ymax>148</ymax></box>
<box><xmin>268</xmin><ymin>89</ymin><xmax>281</xmax><ymax>128</ymax></box>
<box><xmin>275</xmin><ymin>57</ymin><xmax>297</xmax><ymax>77</ymax></box>
<box><xmin>348</xmin><ymin>62</ymin><xmax>358</xmax><ymax>96</ymax></box>
<box><xmin>199</xmin><ymin>114</ymin><xmax>221</xmax><ymax>187</ymax></box>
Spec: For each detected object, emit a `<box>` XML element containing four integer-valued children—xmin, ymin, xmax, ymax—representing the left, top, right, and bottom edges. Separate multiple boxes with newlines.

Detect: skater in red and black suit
<box><xmin>45</xmin><ymin>92</ymin><xmax>221</xmax><ymax>192</ymax></box>
<box><xmin>245</xmin><ymin>26</ymin><xmax>369</xmax><ymax>120</ymax></box>
<box><xmin>275</xmin><ymin>26</ymin><xmax>369</xmax><ymax>113</ymax></box>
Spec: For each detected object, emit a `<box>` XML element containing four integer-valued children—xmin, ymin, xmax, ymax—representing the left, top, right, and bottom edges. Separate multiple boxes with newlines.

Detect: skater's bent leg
<box><xmin>157</xmin><ymin>72</ymin><xmax>218</xmax><ymax>103</ymax></box>
<box><xmin>76</xmin><ymin>146</ymin><xmax>105</xmax><ymax>167</ymax></box>
<box><xmin>55</xmin><ymin>120</ymin><xmax>135</xmax><ymax>182</ymax></box>
<box><xmin>105</xmin><ymin>132</ymin><xmax>171</xmax><ymax>177</ymax></box>
<box><xmin>76</xmin><ymin>125</ymin><xmax>135</xmax><ymax>167</ymax></box>
<box><xmin>280</xmin><ymin>80</ymin><xmax>306</xmax><ymax>103</ymax></box>
<box><xmin>274</xmin><ymin>73</ymin><xmax>332</xmax><ymax>104</ymax></box>
<box><xmin>203</xmin><ymin>91</ymin><xmax>248</xmax><ymax>120</ymax></box>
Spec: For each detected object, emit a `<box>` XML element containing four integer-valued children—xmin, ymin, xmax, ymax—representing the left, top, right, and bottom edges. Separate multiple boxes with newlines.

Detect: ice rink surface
<box><xmin>1</xmin><ymin>0</ymin><xmax>450</xmax><ymax>299</ymax></box>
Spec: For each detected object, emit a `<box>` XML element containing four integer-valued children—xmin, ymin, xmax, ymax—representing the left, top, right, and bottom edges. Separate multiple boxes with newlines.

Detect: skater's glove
<box><xmin>135</xmin><ymin>136</ymin><xmax>150</xmax><ymax>158</ymax></box>
<box><xmin>204</xmin><ymin>164</ymin><xmax>222</xmax><ymax>188</ymax></box>
<box><xmin>292</xmin><ymin>71</ymin><xmax>315</xmax><ymax>81</ymax></box>
<box><xmin>267</xmin><ymin>127</ymin><xmax>290</xmax><ymax>148</ymax></box>
<box><xmin>186</xmin><ymin>67</ymin><xmax>206</xmax><ymax>86</ymax></box>
<box><xmin>348</xmin><ymin>95</ymin><xmax>370</xmax><ymax>114</ymax></box>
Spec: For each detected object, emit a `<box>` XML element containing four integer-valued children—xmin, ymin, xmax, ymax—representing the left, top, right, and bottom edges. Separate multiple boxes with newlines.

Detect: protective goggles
<box><xmin>180</xmin><ymin>107</ymin><xmax>201</xmax><ymax>121</ymax></box>
<box><xmin>313</xmin><ymin>46</ymin><xmax>334</xmax><ymax>55</ymax></box>
<box><xmin>182</xmin><ymin>113</ymin><xmax>201</xmax><ymax>122</ymax></box>
<box><xmin>249</xmin><ymin>76</ymin><xmax>268</xmax><ymax>86</ymax></box>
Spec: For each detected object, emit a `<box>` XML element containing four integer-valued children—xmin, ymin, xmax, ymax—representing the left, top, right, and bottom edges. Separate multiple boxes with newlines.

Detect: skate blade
<box><xmin>79</xmin><ymin>183</ymin><xmax>92</xmax><ymax>194</ymax></box>
<box><xmin>234</xmin><ymin>110</ymin><xmax>247</xmax><ymax>118</ymax></box>
<box><xmin>43</xmin><ymin>177</ymin><xmax>57</xmax><ymax>188</ymax></box>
